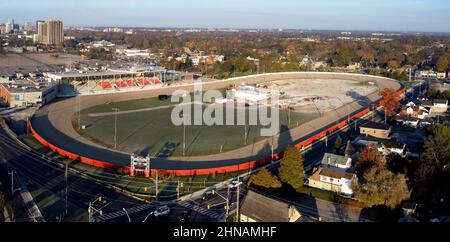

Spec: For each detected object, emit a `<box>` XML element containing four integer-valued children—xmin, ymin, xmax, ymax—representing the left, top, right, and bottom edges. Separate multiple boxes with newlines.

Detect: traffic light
<box><xmin>207</xmin><ymin>203</ymin><xmax>211</xmax><ymax>210</ymax></box>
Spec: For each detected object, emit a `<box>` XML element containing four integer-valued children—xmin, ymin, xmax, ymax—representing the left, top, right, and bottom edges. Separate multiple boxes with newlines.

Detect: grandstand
<box><xmin>47</xmin><ymin>69</ymin><xmax>168</xmax><ymax>95</ymax></box>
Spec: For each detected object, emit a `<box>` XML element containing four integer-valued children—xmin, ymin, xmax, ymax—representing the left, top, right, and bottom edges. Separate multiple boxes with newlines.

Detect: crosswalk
<box><xmin>97</xmin><ymin>203</ymin><xmax>155</xmax><ymax>222</ymax></box>
<box><xmin>178</xmin><ymin>201</ymin><xmax>221</xmax><ymax>219</ymax></box>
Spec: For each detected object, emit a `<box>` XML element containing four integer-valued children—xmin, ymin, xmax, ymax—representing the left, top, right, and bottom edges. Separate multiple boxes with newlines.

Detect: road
<box><xmin>0</xmin><ymin>126</ymin><xmax>145</xmax><ymax>221</ymax></box>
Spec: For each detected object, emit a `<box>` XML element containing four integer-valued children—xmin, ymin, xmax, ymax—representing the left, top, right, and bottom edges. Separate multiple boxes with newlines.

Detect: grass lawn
<box><xmin>80</xmin><ymin>100</ymin><xmax>318</xmax><ymax>156</ymax></box>
<box><xmin>21</xmin><ymin>135</ymin><xmax>248</xmax><ymax>200</ymax></box>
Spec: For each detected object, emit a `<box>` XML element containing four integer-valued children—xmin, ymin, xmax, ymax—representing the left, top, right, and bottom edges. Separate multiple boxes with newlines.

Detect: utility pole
<box><xmin>112</xmin><ymin>108</ymin><xmax>120</xmax><ymax>149</ymax></box>
<box><xmin>183</xmin><ymin>118</ymin><xmax>186</xmax><ymax>156</ymax></box>
<box><xmin>244</xmin><ymin>122</ymin><xmax>247</xmax><ymax>145</ymax></box>
<box><xmin>8</xmin><ymin>170</ymin><xmax>15</xmax><ymax>196</ymax></box>
<box><xmin>177</xmin><ymin>180</ymin><xmax>180</xmax><ymax>200</ymax></box>
<box><xmin>226</xmin><ymin>186</ymin><xmax>230</xmax><ymax>221</ymax></box>
<box><xmin>236</xmin><ymin>177</ymin><xmax>240</xmax><ymax>222</ymax></box>
<box><xmin>88</xmin><ymin>201</ymin><xmax>92</xmax><ymax>222</ymax></box>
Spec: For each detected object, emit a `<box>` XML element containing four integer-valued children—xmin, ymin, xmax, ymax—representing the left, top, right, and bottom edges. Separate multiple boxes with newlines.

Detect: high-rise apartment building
<box><xmin>37</xmin><ymin>20</ymin><xmax>64</xmax><ymax>46</ymax></box>
<box><xmin>25</xmin><ymin>21</ymin><xmax>33</xmax><ymax>32</ymax></box>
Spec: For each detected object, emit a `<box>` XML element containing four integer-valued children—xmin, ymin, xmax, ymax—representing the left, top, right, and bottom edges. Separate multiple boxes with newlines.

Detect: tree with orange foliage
<box><xmin>379</xmin><ymin>88</ymin><xmax>401</xmax><ymax>118</ymax></box>
<box><xmin>356</xmin><ymin>143</ymin><xmax>387</xmax><ymax>175</ymax></box>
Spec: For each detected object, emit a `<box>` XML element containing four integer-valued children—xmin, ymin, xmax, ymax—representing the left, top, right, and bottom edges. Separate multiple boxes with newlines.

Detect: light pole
<box><xmin>112</xmin><ymin>108</ymin><xmax>120</xmax><ymax>149</ymax></box>
<box><xmin>182</xmin><ymin>112</ymin><xmax>189</xmax><ymax>156</ymax></box>
<box><xmin>288</xmin><ymin>100</ymin><xmax>291</xmax><ymax>128</ymax></box>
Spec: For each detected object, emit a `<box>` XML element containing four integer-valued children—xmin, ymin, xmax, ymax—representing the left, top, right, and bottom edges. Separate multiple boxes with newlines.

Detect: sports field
<box><xmin>78</xmin><ymin>97</ymin><xmax>318</xmax><ymax>156</ymax></box>
<box><xmin>76</xmin><ymin>78</ymin><xmax>376</xmax><ymax>157</ymax></box>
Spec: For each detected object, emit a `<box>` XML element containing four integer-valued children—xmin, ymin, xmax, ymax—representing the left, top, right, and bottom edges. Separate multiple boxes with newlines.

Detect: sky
<box><xmin>1</xmin><ymin>0</ymin><xmax>450</xmax><ymax>32</ymax></box>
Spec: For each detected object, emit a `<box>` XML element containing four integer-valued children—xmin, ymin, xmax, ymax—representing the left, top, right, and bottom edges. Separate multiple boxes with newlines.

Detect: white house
<box><xmin>308</xmin><ymin>167</ymin><xmax>357</xmax><ymax>196</ymax></box>
<box><xmin>431</xmin><ymin>99</ymin><xmax>448</xmax><ymax>113</ymax></box>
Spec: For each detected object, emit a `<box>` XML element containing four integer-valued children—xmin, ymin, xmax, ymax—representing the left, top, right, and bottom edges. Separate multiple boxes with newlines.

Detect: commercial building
<box><xmin>416</xmin><ymin>70</ymin><xmax>446</xmax><ymax>79</ymax></box>
<box><xmin>37</xmin><ymin>20</ymin><xmax>64</xmax><ymax>45</ymax></box>
<box><xmin>359</xmin><ymin>121</ymin><xmax>391</xmax><ymax>139</ymax></box>
<box><xmin>0</xmin><ymin>82</ymin><xmax>58</xmax><ymax>107</ymax></box>
<box><xmin>124</xmin><ymin>49</ymin><xmax>150</xmax><ymax>58</ymax></box>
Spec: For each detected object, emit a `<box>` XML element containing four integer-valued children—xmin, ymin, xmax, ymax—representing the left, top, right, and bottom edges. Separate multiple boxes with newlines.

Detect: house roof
<box><xmin>240</xmin><ymin>190</ymin><xmax>299</xmax><ymax>222</ymax></box>
<box><xmin>433</xmin><ymin>99</ymin><xmax>448</xmax><ymax>105</ymax></box>
<box><xmin>359</xmin><ymin>136</ymin><xmax>405</xmax><ymax>149</ymax></box>
<box><xmin>360</xmin><ymin>121</ymin><xmax>390</xmax><ymax>130</ymax></box>
<box><xmin>421</xmin><ymin>100</ymin><xmax>433</xmax><ymax>106</ymax></box>
<box><xmin>310</xmin><ymin>166</ymin><xmax>355</xmax><ymax>180</ymax></box>
<box><xmin>394</xmin><ymin>115</ymin><xmax>420</xmax><ymax>122</ymax></box>
<box><xmin>402</xmin><ymin>106</ymin><xmax>420</xmax><ymax>112</ymax></box>
<box><xmin>321</xmin><ymin>153</ymin><xmax>351</xmax><ymax>167</ymax></box>
<box><xmin>406</xmin><ymin>99</ymin><xmax>422</xmax><ymax>107</ymax></box>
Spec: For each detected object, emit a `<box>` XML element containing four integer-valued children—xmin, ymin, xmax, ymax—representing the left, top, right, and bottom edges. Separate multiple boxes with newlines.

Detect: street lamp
<box><xmin>181</xmin><ymin>112</ymin><xmax>190</xmax><ymax>156</ymax></box>
<box><xmin>112</xmin><ymin>108</ymin><xmax>120</xmax><ymax>149</ymax></box>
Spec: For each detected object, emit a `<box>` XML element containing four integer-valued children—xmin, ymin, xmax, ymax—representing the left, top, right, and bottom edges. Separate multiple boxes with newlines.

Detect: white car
<box><xmin>228</xmin><ymin>179</ymin><xmax>242</xmax><ymax>189</ymax></box>
<box><xmin>153</xmin><ymin>206</ymin><xmax>170</xmax><ymax>217</ymax></box>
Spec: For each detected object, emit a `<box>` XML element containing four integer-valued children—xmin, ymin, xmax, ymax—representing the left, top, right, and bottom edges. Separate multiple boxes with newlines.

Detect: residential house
<box><xmin>239</xmin><ymin>190</ymin><xmax>302</xmax><ymax>222</ymax></box>
<box><xmin>321</xmin><ymin>153</ymin><xmax>352</xmax><ymax>169</ymax></box>
<box><xmin>356</xmin><ymin>136</ymin><xmax>406</xmax><ymax>157</ymax></box>
<box><xmin>359</xmin><ymin>121</ymin><xmax>391</xmax><ymax>139</ymax></box>
<box><xmin>307</xmin><ymin>166</ymin><xmax>357</xmax><ymax>196</ymax></box>
<box><xmin>431</xmin><ymin>99</ymin><xmax>448</xmax><ymax>113</ymax></box>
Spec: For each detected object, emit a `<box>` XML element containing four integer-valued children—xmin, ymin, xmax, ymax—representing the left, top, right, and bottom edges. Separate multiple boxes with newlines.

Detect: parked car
<box><xmin>153</xmin><ymin>206</ymin><xmax>170</xmax><ymax>217</ymax></box>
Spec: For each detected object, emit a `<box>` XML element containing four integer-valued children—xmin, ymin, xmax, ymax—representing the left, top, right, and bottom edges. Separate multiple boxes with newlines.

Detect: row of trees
<box><xmin>66</xmin><ymin>30</ymin><xmax>450</xmax><ymax>77</ymax></box>
<box><xmin>248</xmin><ymin>145</ymin><xmax>303</xmax><ymax>190</ymax></box>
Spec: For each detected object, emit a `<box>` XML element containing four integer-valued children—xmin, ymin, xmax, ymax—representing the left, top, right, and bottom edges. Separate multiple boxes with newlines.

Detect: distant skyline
<box><xmin>2</xmin><ymin>0</ymin><xmax>450</xmax><ymax>33</ymax></box>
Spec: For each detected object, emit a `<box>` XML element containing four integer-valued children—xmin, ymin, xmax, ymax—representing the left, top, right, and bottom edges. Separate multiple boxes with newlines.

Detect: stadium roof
<box><xmin>47</xmin><ymin>69</ymin><xmax>165</xmax><ymax>80</ymax></box>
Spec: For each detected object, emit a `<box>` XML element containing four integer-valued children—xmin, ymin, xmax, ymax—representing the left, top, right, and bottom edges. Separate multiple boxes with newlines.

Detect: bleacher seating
<box><xmin>100</xmin><ymin>81</ymin><xmax>112</xmax><ymax>89</ymax></box>
<box><xmin>98</xmin><ymin>78</ymin><xmax>162</xmax><ymax>91</ymax></box>
<box><xmin>127</xmin><ymin>80</ymin><xmax>136</xmax><ymax>86</ymax></box>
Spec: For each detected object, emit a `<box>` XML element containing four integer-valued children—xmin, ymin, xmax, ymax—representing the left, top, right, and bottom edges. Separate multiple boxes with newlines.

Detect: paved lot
<box><xmin>0</xmin><ymin>53</ymin><xmax>80</xmax><ymax>76</ymax></box>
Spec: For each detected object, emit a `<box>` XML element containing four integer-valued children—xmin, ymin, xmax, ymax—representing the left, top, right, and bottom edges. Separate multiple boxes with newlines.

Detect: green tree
<box><xmin>248</xmin><ymin>168</ymin><xmax>282</xmax><ymax>189</ymax></box>
<box><xmin>353</xmin><ymin>165</ymin><xmax>410</xmax><ymax>209</ymax></box>
<box><xmin>278</xmin><ymin>145</ymin><xmax>304</xmax><ymax>189</ymax></box>
<box><xmin>423</xmin><ymin>125</ymin><xmax>450</xmax><ymax>169</ymax></box>
<box><xmin>436</xmin><ymin>56</ymin><xmax>449</xmax><ymax>72</ymax></box>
